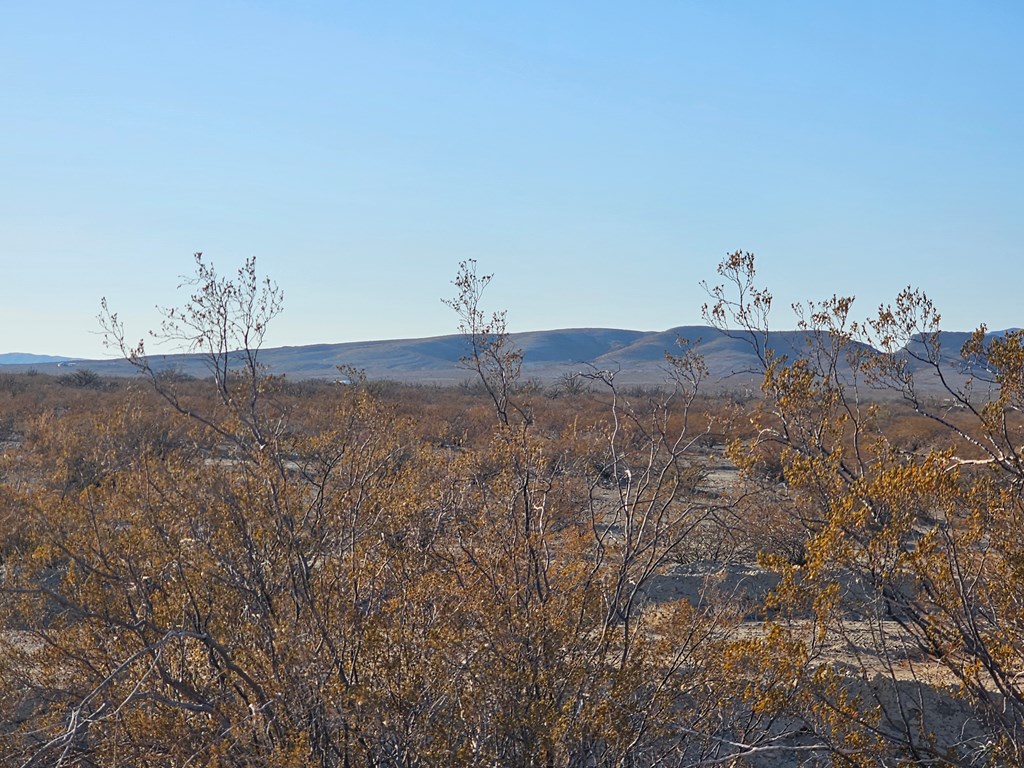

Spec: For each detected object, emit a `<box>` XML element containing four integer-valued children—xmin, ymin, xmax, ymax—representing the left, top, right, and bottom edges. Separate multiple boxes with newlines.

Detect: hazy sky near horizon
<box><xmin>2</xmin><ymin>2</ymin><xmax>1022</xmax><ymax>358</ymax></box>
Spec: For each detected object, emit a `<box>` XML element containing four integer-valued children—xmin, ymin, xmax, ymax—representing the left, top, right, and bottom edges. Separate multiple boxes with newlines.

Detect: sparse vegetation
<box><xmin>1</xmin><ymin>253</ymin><xmax>1023</xmax><ymax>765</ymax></box>
<box><xmin>58</xmin><ymin>367</ymin><xmax>104</xmax><ymax>389</ymax></box>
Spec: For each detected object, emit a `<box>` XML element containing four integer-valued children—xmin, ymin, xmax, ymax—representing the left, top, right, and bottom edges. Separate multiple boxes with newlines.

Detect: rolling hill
<box><xmin>1</xmin><ymin>326</ymin><xmax>1013</xmax><ymax>393</ymax></box>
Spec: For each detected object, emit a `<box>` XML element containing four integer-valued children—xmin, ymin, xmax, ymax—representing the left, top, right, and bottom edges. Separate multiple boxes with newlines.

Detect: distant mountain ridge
<box><xmin>1</xmin><ymin>327</ymin><xmax>1017</xmax><ymax>392</ymax></box>
<box><xmin>0</xmin><ymin>353</ymin><xmax>73</xmax><ymax>365</ymax></box>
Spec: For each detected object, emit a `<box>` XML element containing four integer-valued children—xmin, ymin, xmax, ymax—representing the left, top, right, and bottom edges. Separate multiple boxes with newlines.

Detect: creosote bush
<box><xmin>2</xmin><ymin>252</ymin><xmax>1024</xmax><ymax>766</ymax></box>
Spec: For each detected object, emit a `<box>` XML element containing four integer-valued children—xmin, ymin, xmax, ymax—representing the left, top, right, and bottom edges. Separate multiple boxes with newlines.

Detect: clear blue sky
<box><xmin>2</xmin><ymin>1</ymin><xmax>1022</xmax><ymax>358</ymax></box>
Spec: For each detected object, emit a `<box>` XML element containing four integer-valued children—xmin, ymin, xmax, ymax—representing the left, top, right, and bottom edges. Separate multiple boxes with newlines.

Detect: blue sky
<box><xmin>2</xmin><ymin>2</ymin><xmax>1022</xmax><ymax>358</ymax></box>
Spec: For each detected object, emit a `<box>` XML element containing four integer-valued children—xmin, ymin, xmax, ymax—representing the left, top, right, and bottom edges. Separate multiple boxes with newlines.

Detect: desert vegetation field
<box><xmin>2</xmin><ymin>253</ymin><xmax>1024</xmax><ymax>766</ymax></box>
